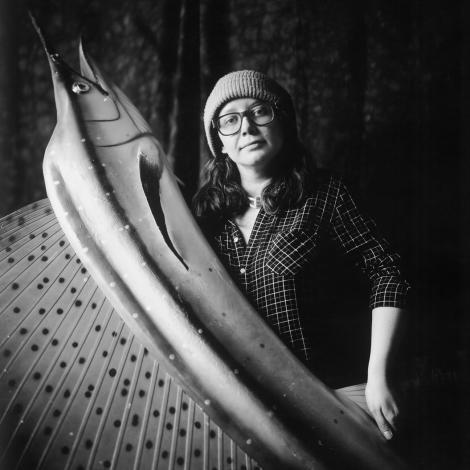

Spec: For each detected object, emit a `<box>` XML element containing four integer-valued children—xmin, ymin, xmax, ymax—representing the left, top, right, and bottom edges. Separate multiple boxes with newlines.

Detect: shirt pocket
<box><xmin>265</xmin><ymin>230</ymin><xmax>316</xmax><ymax>277</ymax></box>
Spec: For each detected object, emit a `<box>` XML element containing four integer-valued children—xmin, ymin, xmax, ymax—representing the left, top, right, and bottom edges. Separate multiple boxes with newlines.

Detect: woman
<box><xmin>193</xmin><ymin>70</ymin><xmax>409</xmax><ymax>441</ymax></box>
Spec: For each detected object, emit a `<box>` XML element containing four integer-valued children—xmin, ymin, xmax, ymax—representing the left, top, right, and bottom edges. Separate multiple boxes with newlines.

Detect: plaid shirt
<box><xmin>207</xmin><ymin>172</ymin><xmax>409</xmax><ymax>363</ymax></box>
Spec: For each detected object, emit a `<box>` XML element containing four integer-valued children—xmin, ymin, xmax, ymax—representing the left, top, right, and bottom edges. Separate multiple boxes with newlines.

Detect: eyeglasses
<box><xmin>213</xmin><ymin>103</ymin><xmax>275</xmax><ymax>136</ymax></box>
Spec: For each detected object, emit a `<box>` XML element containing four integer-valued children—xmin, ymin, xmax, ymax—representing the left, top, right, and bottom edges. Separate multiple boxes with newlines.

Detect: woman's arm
<box><xmin>328</xmin><ymin>177</ymin><xmax>410</xmax><ymax>438</ymax></box>
<box><xmin>366</xmin><ymin>306</ymin><xmax>405</xmax><ymax>439</ymax></box>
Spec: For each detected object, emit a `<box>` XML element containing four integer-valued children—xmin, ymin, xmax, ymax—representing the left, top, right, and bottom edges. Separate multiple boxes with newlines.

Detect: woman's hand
<box><xmin>367</xmin><ymin>306</ymin><xmax>405</xmax><ymax>440</ymax></box>
<box><xmin>365</xmin><ymin>376</ymin><xmax>399</xmax><ymax>440</ymax></box>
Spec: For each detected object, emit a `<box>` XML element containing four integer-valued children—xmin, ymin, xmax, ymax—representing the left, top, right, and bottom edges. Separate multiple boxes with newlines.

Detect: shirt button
<box><xmin>233</xmin><ymin>237</ymin><xmax>239</xmax><ymax>243</ymax></box>
<box><xmin>240</xmin><ymin>268</ymin><xmax>246</xmax><ymax>274</ymax></box>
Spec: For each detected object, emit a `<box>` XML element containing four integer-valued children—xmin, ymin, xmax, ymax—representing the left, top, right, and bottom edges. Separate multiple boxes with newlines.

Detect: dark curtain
<box><xmin>0</xmin><ymin>0</ymin><xmax>19</xmax><ymax>208</ymax></box>
<box><xmin>0</xmin><ymin>0</ymin><xmax>468</xmax><ymax>467</ymax></box>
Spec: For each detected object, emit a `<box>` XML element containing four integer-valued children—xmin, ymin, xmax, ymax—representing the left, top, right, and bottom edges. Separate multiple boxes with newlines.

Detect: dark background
<box><xmin>0</xmin><ymin>0</ymin><xmax>469</xmax><ymax>467</ymax></box>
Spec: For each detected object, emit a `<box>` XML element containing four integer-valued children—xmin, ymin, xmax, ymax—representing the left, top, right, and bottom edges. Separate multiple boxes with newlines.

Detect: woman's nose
<box><xmin>240</xmin><ymin>115</ymin><xmax>258</xmax><ymax>135</ymax></box>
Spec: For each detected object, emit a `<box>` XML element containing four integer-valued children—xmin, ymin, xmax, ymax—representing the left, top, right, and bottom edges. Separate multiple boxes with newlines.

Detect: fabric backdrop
<box><xmin>0</xmin><ymin>0</ymin><xmax>469</xmax><ymax>467</ymax></box>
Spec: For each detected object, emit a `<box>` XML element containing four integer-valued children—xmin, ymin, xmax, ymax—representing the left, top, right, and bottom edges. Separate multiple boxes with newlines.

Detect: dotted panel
<box><xmin>0</xmin><ymin>199</ymin><xmax>261</xmax><ymax>470</ymax></box>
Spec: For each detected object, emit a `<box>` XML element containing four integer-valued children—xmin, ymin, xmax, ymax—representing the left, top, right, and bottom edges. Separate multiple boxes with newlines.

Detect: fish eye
<box><xmin>72</xmin><ymin>81</ymin><xmax>90</xmax><ymax>94</ymax></box>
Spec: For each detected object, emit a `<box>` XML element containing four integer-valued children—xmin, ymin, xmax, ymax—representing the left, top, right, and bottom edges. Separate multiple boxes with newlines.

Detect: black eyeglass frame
<box><xmin>212</xmin><ymin>103</ymin><xmax>278</xmax><ymax>136</ymax></box>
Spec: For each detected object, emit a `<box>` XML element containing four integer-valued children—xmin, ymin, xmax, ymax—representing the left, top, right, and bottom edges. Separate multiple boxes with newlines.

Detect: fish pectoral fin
<box><xmin>138</xmin><ymin>143</ymin><xmax>189</xmax><ymax>271</ymax></box>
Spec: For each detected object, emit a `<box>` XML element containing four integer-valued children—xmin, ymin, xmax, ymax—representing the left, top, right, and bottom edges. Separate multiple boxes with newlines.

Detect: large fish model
<box><xmin>33</xmin><ymin>19</ymin><xmax>410</xmax><ymax>470</ymax></box>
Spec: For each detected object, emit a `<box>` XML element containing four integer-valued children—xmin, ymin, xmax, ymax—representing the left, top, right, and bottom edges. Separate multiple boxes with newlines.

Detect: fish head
<box><xmin>31</xmin><ymin>14</ymin><xmax>126</xmax><ymax>130</ymax></box>
<box><xmin>45</xmin><ymin>50</ymin><xmax>116</xmax><ymax>125</ymax></box>
<box><xmin>48</xmin><ymin>52</ymin><xmax>116</xmax><ymax>123</ymax></box>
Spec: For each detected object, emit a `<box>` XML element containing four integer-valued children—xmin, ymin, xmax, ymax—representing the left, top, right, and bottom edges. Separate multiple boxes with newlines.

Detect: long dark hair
<box><xmin>192</xmin><ymin>116</ymin><xmax>314</xmax><ymax>224</ymax></box>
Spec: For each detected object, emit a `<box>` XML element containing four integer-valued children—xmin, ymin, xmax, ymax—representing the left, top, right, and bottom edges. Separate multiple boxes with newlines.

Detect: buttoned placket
<box><xmin>227</xmin><ymin>223</ymin><xmax>246</xmax><ymax>281</ymax></box>
<box><xmin>227</xmin><ymin>209</ymin><xmax>268</xmax><ymax>282</ymax></box>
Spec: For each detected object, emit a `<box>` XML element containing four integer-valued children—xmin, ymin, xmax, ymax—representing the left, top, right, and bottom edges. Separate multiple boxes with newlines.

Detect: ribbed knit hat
<box><xmin>203</xmin><ymin>70</ymin><xmax>297</xmax><ymax>157</ymax></box>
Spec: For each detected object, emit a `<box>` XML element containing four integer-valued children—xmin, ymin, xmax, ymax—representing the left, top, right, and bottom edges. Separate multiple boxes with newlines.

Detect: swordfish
<box><xmin>35</xmin><ymin>19</ymin><xmax>409</xmax><ymax>470</ymax></box>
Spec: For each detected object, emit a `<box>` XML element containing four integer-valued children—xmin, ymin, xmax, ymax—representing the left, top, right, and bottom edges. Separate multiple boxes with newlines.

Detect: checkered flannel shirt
<box><xmin>208</xmin><ymin>172</ymin><xmax>409</xmax><ymax>363</ymax></box>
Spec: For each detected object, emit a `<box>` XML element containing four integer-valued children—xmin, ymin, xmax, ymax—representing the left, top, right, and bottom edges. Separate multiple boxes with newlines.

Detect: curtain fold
<box><xmin>168</xmin><ymin>0</ymin><xmax>201</xmax><ymax>202</ymax></box>
<box><xmin>0</xmin><ymin>0</ymin><xmax>19</xmax><ymax>214</ymax></box>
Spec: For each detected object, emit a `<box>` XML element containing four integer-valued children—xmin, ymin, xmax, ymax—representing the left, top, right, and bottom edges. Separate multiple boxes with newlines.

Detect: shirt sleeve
<box><xmin>329</xmin><ymin>178</ymin><xmax>410</xmax><ymax>310</ymax></box>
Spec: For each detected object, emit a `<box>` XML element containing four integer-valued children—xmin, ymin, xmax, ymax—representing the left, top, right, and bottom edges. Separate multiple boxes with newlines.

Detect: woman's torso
<box><xmin>210</xmin><ymin>171</ymin><xmax>340</xmax><ymax>363</ymax></box>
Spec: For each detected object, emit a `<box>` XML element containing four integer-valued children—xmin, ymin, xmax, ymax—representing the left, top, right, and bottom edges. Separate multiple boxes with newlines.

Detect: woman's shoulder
<box><xmin>304</xmin><ymin>169</ymin><xmax>346</xmax><ymax>200</ymax></box>
<box><xmin>278</xmin><ymin>170</ymin><xmax>344</xmax><ymax>225</ymax></box>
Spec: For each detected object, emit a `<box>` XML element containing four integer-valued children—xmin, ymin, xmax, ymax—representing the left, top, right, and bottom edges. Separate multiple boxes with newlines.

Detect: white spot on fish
<box><xmin>204</xmin><ymin>399</ymin><xmax>211</xmax><ymax>406</ymax></box>
<box><xmin>246</xmin><ymin>438</ymin><xmax>252</xmax><ymax>445</ymax></box>
<box><xmin>69</xmin><ymin>432</ymin><xmax>74</xmax><ymax>437</ymax></box>
<box><xmin>197</xmin><ymin>329</ymin><xmax>203</xmax><ymax>334</ymax></box>
<box><xmin>141</xmin><ymin>262</ymin><xmax>147</xmax><ymax>267</ymax></box>
<box><xmin>105</xmin><ymin>192</ymin><xmax>110</xmax><ymax>197</ymax></box>
<box><xmin>124</xmin><ymin>225</ymin><xmax>130</xmax><ymax>230</ymax></box>
<box><xmin>53</xmin><ymin>180</ymin><xmax>60</xmax><ymax>185</ymax></box>
<box><xmin>81</xmin><ymin>138</ymin><xmax>86</xmax><ymax>143</ymax></box>
<box><xmin>102</xmin><ymin>163</ymin><xmax>106</xmax><ymax>167</ymax></box>
<box><xmin>88</xmin><ymin>165</ymin><xmax>93</xmax><ymax>170</ymax></box>
<box><xmin>132</xmin><ymin>313</ymin><xmax>138</xmax><ymax>319</ymax></box>
<box><xmin>145</xmin><ymin>306</ymin><xmax>151</xmax><ymax>311</ymax></box>
<box><xmin>169</xmin><ymin>354</ymin><xmax>175</xmax><ymax>361</ymax></box>
<box><xmin>110</xmin><ymin>282</ymin><xmax>116</xmax><ymax>288</ymax></box>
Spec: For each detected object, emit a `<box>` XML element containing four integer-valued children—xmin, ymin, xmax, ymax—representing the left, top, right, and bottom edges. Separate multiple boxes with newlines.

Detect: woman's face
<box><xmin>217</xmin><ymin>98</ymin><xmax>284</xmax><ymax>175</ymax></box>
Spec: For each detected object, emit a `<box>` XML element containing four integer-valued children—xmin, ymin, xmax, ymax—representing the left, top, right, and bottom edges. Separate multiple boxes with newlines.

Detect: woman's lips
<box><xmin>241</xmin><ymin>141</ymin><xmax>264</xmax><ymax>150</ymax></box>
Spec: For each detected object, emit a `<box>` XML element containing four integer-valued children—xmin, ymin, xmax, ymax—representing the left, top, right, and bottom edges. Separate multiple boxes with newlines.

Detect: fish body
<box><xmin>36</xmin><ymin>20</ymin><xmax>409</xmax><ymax>470</ymax></box>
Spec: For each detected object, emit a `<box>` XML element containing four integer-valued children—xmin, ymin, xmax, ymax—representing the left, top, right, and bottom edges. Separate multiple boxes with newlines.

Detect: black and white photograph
<box><xmin>0</xmin><ymin>1</ymin><xmax>468</xmax><ymax>469</ymax></box>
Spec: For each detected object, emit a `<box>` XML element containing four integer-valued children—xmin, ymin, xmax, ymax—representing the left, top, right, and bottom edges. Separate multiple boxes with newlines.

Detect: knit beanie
<box><xmin>203</xmin><ymin>70</ymin><xmax>297</xmax><ymax>157</ymax></box>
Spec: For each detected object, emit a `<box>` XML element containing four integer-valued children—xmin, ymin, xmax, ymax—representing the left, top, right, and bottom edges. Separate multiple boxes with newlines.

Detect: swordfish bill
<box><xmin>36</xmin><ymin>24</ymin><xmax>410</xmax><ymax>470</ymax></box>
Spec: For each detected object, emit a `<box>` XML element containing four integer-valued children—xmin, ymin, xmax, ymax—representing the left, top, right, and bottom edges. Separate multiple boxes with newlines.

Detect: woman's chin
<box><xmin>236</xmin><ymin>151</ymin><xmax>277</xmax><ymax>171</ymax></box>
